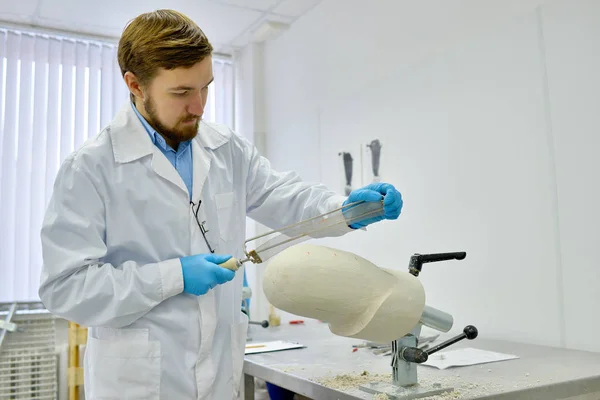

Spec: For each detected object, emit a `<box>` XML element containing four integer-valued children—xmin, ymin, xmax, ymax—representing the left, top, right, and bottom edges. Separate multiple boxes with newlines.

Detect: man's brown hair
<box><xmin>117</xmin><ymin>9</ymin><xmax>213</xmax><ymax>89</ymax></box>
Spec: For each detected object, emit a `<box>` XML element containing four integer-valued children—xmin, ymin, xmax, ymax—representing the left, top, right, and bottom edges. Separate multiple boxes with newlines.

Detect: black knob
<box><xmin>464</xmin><ymin>325</ymin><xmax>478</xmax><ymax>339</ymax></box>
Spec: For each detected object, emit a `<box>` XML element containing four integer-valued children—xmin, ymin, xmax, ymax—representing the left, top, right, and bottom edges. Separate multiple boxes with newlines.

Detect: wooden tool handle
<box><xmin>219</xmin><ymin>257</ymin><xmax>240</xmax><ymax>271</ymax></box>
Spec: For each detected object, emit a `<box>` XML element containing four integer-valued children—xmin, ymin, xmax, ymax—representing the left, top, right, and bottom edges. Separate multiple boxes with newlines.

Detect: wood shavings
<box><xmin>413</xmin><ymin>377</ymin><xmax>498</xmax><ymax>399</ymax></box>
<box><xmin>422</xmin><ymin>391</ymin><xmax>463</xmax><ymax>399</ymax></box>
<box><xmin>374</xmin><ymin>394</ymin><xmax>390</xmax><ymax>400</ymax></box>
<box><xmin>461</xmin><ymin>383</ymin><xmax>479</xmax><ymax>390</ymax></box>
<box><xmin>315</xmin><ymin>370</ymin><xmax>392</xmax><ymax>390</ymax></box>
<box><xmin>314</xmin><ymin>369</ymin><xmax>503</xmax><ymax>399</ymax></box>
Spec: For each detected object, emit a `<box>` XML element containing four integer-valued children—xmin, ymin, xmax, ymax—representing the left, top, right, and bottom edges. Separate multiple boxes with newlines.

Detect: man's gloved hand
<box><xmin>342</xmin><ymin>182</ymin><xmax>403</xmax><ymax>229</ymax></box>
<box><xmin>180</xmin><ymin>254</ymin><xmax>236</xmax><ymax>296</ymax></box>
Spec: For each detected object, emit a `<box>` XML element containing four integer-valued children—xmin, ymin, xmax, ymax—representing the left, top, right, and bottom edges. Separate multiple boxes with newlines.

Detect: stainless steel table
<box><xmin>243</xmin><ymin>320</ymin><xmax>600</xmax><ymax>400</ymax></box>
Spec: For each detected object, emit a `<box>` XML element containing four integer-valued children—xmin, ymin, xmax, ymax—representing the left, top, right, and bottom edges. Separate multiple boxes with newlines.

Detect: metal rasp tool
<box><xmin>219</xmin><ymin>199</ymin><xmax>384</xmax><ymax>271</ymax></box>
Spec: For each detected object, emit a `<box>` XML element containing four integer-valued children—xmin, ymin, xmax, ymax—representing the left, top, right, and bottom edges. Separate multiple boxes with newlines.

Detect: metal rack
<box><xmin>0</xmin><ymin>301</ymin><xmax>58</xmax><ymax>400</ymax></box>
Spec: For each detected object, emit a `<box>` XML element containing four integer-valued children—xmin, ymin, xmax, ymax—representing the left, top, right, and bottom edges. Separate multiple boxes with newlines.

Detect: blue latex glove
<box><xmin>180</xmin><ymin>254</ymin><xmax>236</xmax><ymax>296</ymax></box>
<box><xmin>342</xmin><ymin>182</ymin><xmax>403</xmax><ymax>229</ymax></box>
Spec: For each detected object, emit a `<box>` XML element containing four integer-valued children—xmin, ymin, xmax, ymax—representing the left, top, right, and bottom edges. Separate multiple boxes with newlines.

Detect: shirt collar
<box><xmin>130</xmin><ymin>102</ymin><xmax>191</xmax><ymax>154</ymax></box>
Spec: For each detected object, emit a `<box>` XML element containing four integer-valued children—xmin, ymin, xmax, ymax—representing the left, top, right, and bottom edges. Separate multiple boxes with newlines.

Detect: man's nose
<box><xmin>188</xmin><ymin>93</ymin><xmax>205</xmax><ymax>116</ymax></box>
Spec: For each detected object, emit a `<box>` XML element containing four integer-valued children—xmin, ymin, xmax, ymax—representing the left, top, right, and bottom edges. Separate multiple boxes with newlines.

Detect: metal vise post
<box><xmin>392</xmin><ymin>305</ymin><xmax>454</xmax><ymax>386</ymax></box>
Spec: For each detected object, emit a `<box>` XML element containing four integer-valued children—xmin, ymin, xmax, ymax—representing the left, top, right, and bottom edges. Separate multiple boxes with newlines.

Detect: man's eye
<box><xmin>173</xmin><ymin>91</ymin><xmax>188</xmax><ymax>96</ymax></box>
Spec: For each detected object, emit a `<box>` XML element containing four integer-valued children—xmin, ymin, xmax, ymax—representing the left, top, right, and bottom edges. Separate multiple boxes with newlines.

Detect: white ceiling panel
<box><xmin>272</xmin><ymin>0</ymin><xmax>323</xmax><ymax>17</ymax></box>
<box><xmin>186</xmin><ymin>3</ymin><xmax>264</xmax><ymax>45</ymax></box>
<box><xmin>229</xmin><ymin>12</ymin><xmax>293</xmax><ymax>47</ymax></box>
<box><xmin>209</xmin><ymin>0</ymin><xmax>282</xmax><ymax>12</ymax></box>
<box><xmin>0</xmin><ymin>0</ymin><xmax>42</xmax><ymax>24</ymax></box>
<box><xmin>0</xmin><ymin>0</ymin><xmax>322</xmax><ymax>53</ymax></box>
<box><xmin>35</xmin><ymin>0</ymin><xmax>262</xmax><ymax>46</ymax></box>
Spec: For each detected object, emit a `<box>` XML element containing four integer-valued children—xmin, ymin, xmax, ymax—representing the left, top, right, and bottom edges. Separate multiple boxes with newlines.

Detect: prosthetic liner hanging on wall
<box><xmin>366</xmin><ymin>139</ymin><xmax>382</xmax><ymax>183</ymax></box>
<box><xmin>339</xmin><ymin>152</ymin><xmax>353</xmax><ymax>196</ymax></box>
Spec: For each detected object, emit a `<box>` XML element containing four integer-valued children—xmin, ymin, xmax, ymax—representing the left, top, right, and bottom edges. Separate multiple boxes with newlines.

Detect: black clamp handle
<box><xmin>398</xmin><ymin>325</ymin><xmax>478</xmax><ymax>364</ymax></box>
<box><xmin>409</xmin><ymin>251</ymin><xmax>466</xmax><ymax>276</ymax></box>
<box><xmin>249</xmin><ymin>320</ymin><xmax>269</xmax><ymax>328</ymax></box>
<box><xmin>425</xmin><ymin>325</ymin><xmax>478</xmax><ymax>356</ymax></box>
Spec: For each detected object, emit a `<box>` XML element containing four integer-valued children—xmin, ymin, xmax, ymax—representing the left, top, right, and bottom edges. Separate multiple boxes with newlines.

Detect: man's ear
<box><xmin>124</xmin><ymin>71</ymin><xmax>144</xmax><ymax>100</ymax></box>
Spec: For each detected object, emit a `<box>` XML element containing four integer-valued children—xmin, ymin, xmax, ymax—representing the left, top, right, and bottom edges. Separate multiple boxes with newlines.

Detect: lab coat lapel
<box><xmin>109</xmin><ymin>103</ymin><xmax>154</xmax><ymax>163</ymax></box>
<box><xmin>150</xmin><ymin>148</ymin><xmax>188</xmax><ymax>195</ymax></box>
<box><xmin>191</xmin><ymin>138</ymin><xmax>211</xmax><ymax>201</ymax></box>
<box><xmin>191</xmin><ymin>120</ymin><xmax>231</xmax><ymax>200</ymax></box>
<box><xmin>110</xmin><ymin>102</ymin><xmax>189</xmax><ymax>196</ymax></box>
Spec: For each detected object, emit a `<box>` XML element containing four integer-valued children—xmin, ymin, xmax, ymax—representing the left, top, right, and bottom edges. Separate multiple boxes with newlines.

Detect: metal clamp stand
<box><xmin>242</xmin><ymin>287</ymin><xmax>269</xmax><ymax>342</ymax></box>
<box><xmin>359</xmin><ymin>252</ymin><xmax>478</xmax><ymax>399</ymax></box>
<box><xmin>0</xmin><ymin>302</ymin><xmax>20</xmax><ymax>351</ymax></box>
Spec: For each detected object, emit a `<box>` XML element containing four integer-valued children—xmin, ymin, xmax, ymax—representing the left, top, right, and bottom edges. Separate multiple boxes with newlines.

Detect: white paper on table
<box><xmin>422</xmin><ymin>347</ymin><xmax>519</xmax><ymax>370</ymax></box>
<box><xmin>245</xmin><ymin>340</ymin><xmax>305</xmax><ymax>355</ymax></box>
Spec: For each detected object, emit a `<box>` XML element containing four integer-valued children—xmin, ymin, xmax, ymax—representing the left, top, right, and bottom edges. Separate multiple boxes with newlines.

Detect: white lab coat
<box><xmin>39</xmin><ymin>103</ymin><xmax>352</xmax><ymax>400</ymax></box>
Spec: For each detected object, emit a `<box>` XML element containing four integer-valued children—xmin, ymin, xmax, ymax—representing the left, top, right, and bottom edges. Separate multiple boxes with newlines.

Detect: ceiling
<box><xmin>0</xmin><ymin>0</ymin><xmax>323</xmax><ymax>54</ymax></box>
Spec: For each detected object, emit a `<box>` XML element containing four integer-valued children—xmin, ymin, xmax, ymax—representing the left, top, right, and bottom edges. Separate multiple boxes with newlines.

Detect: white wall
<box><xmin>237</xmin><ymin>0</ymin><xmax>600</xmax><ymax>351</ymax></box>
<box><xmin>234</xmin><ymin>43</ymin><xmax>276</xmax><ymax>324</ymax></box>
<box><xmin>540</xmin><ymin>0</ymin><xmax>600</xmax><ymax>352</ymax></box>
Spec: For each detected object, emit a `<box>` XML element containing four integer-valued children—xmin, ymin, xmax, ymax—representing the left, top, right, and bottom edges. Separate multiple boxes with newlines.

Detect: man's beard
<box><xmin>143</xmin><ymin>96</ymin><xmax>200</xmax><ymax>146</ymax></box>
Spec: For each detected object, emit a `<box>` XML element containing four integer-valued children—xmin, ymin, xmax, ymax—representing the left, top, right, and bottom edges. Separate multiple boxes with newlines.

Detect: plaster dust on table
<box><xmin>373</xmin><ymin>394</ymin><xmax>390</xmax><ymax>400</ymax></box>
<box><xmin>420</xmin><ymin>391</ymin><xmax>462</xmax><ymax>400</ymax></box>
<box><xmin>315</xmin><ymin>371</ymin><xmax>466</xmax><ymax>399</ymax></box>
<box><xmin>315</xmin><ymin>370</ymin><xmax>391</xmax><ymax>390</ymax></box>
<box><xmin>312</xmin><ymin>369</ymin><xmax>512</xmax><ymax>399</ymax></box>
